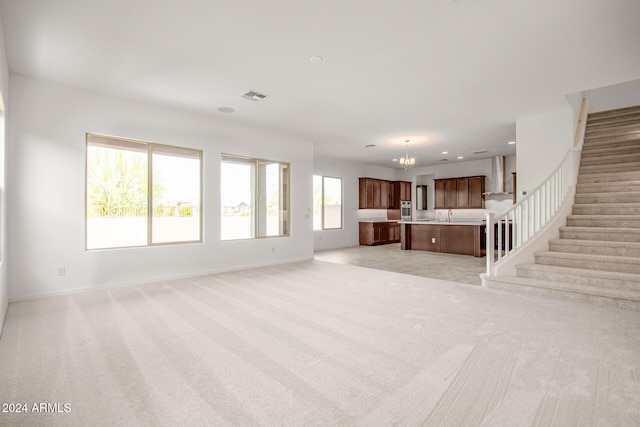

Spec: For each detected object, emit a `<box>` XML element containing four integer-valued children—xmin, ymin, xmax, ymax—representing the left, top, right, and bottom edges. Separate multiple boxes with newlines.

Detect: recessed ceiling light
<box><xmin>508</xmin><ymin>140</ymin><xmax>516</xmax><ymax>145</ymax></box>
<box><xmin>392</xmin><ymin>158</ymin><xmax>398</xmax><ymax>162</ymax></box>
<box><xmin>217</xmin><ymin>107</ymin><xmax>235</xmax><ymax>113</ymax></box>
<box><xmin>442</xmin><ymin>151</ymin><xmax>448</xmax><ymax>154</ymax></box>
<box><xmin>310</xmin><ymin>56</ymin><xmax>324</xmax><ymax>63</ymax></box>
<box><xmin>457</xmin><ymin>156</ymin><xmax>464</xmax><ymax>160</ymax></box>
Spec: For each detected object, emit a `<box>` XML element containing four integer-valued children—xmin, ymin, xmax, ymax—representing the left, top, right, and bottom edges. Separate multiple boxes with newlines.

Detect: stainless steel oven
<box><xmin>401</xmin><ymin>201</ymin><xmax>411</xmax><ymax>220</ymax></box>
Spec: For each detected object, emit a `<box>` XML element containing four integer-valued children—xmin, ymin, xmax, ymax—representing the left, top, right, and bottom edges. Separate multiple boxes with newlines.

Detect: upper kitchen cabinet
<box><xmin>359</xmin><ymin>178</ymin><xmax>391</xmax><ymax>209</ymax></box>
<box><xmin>468</xmin><ymin>176</ymin><xmax>485</xmax><ymax>208</ymax></box>
<box><xmin>434</xmin><ymin>179</ymin><xmax>446</xmax><ymax>209</ymax></box>
<box><xmin>434</xmin><ymin>176</ymin><xmax>486</xmax><ymax>209</ymax></box>
<box><xmin>360</xmin><ymin>178</ymin><xmax>411</xmax><ymax>209</ymax></box>
<box><xmin>390</xmin><ymin>180</ymin><xmax>411</xmax><ymax>208</ymax></box>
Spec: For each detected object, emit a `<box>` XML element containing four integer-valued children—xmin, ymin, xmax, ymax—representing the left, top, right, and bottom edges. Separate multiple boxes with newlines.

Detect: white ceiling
<box><xmin>1</xmin><ymin>0</ymin><xmax>639</xmax><ymax>167</ymax></box>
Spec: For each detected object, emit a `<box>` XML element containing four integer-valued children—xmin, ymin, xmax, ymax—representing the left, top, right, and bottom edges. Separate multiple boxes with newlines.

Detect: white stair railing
<box><xmin>485</xmin><ymin>98</ymin><xmax>588</xmax><ymax>277</ymax></box>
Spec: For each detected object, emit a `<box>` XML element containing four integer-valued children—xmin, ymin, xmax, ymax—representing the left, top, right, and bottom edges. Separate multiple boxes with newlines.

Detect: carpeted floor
<box><xmin>1</xmin><ymin>260</ymin><xmax>639</xmax><ymax>426</ymax></box>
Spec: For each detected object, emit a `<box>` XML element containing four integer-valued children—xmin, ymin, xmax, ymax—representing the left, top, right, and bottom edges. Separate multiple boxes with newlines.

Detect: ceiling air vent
<box><xmin>473</xmin><ymin>150</ymin><xmax>488</xmax><ymax>155</ymax></box>
<box><xmin>241</xmin><ymin>90</ymin><xmax>268</xmax><ymax>101</ymax></box>
<box><xmin>439</xmin><ymin>158</ymin><xmax>448</xmax><ymax>162</ymax></box>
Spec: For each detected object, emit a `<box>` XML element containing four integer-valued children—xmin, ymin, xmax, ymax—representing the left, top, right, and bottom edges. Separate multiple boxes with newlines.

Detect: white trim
<box><xmin>8</xmin><ymin>256</ymin><xmax>314</xmax><ymax>302</ymax></box>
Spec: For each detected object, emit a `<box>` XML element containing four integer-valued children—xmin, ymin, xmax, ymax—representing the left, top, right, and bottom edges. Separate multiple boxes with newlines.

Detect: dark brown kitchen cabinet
<box><xmin>373</xmin><ymin>179</ymin><xmax>381</xmax><ymax>208</ymax></box>
<box><xmin>359</xmin><ymin>178</ymin><xmax>373</xmax><ymax>209</ymax></box>
<box><xmin>388</xmin><ymin>181</ymin><xmax>396</xmax><ymax>208</ymax></box>
<box><xmin>360</xmin><ymin>178</ymin><xmax>410</xmax><ymax>209</ymax></box>
<box><xmin>434</xmin><ymin>176</ymin><xmax>486</xmax><ymax>209</ymax></box>
<box><xmin>359</xmin><ymin>222</ymin><xmax>401</xmax><ymax>245</ymax></box>
<box><xmin>399</xmin><ymin>181</ymin><xmax>411</xmax><ymax>201</ymax></box>
<box><xmin>380</xmin><ymin>180</ymin><xmax>389</xmax><ymax>209</ymax></box>
<box><xmin>468</xmin><ymin>176</ymin><xmax>485</xmax><ymax>208</ymax></box>
<box><xmin>445</xmin><ymin>179</ymin><xmax>457</xmax><ymax>208</ymax></box>
<box><xmin>434</xmin><ymin>180</ymin><xmax>446</xmax><ymax>209</ymax></box>
<box><xmin>456</xmin><ymin>178</ymin><xmax>469</xmax><ymax>208</ymax></box>
<box><xmin>390</xmin><ymin>180</ymin><xmax>412</xmax><ymax>208</ymax></box>
<box><xmin>401</xmin><ymin>223</ymin><xmax>485</xmax><ymax>257</ymax></box>
<box><xmin>359</xmin><ymin>178</ymin><xmax>390</xmax><ymax>209</ymax></box>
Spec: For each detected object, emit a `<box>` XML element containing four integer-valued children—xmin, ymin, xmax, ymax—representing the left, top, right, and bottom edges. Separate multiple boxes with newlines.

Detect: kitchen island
<box><xmin>399</xmin><ymin>220</ymin><xmax>486</xmax><ymax>257</ymax></box>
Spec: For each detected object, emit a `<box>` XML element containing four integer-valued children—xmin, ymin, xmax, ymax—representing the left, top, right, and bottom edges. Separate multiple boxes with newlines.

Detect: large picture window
<box><xmin>86</xmin><ymin>134</ymin><xmax>202</xmax><ymax>250</ymax></box>
<box><xmin>221</xmin><ymin>154</ymin><xmax>289</xmax><ymax>240</ymax></box>
<box><xmin>313</xmin><ymin>175</ymin><xmax>342</xmax><ymax>230</ymax></box>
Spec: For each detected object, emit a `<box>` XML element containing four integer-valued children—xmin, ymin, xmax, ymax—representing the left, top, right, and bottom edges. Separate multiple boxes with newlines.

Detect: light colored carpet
<box><xmin>1</xmin><ymin>260</ymin><xmax>639</xmax><ymax>426</ymax></box>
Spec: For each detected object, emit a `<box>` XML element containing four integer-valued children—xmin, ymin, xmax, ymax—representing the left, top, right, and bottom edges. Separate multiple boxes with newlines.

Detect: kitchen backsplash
<box><xmin>433</xmin><ymin>209</ymin><xmax>487</xmax><ymax>222</ymax></box>
<box><xmin>357</xmin><ymin>209</ymin><xmax>388</xmax><ymax>220</ymax></box>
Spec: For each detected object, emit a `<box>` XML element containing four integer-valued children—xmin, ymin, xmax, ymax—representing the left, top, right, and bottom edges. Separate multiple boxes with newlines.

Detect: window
<box><xmin>221</xmin><ymin>154</ymin><xmax>289</xmax><ymax>240</ymax></box>
<box><xmin>313</xmin><ymin>175</ymin><xmax>342</xmax><ymax>230</ymax></box>
<box><xmin>86</xmin><ymin>134</ymin><xmax>202</xmax><ymax>249</ymax></box>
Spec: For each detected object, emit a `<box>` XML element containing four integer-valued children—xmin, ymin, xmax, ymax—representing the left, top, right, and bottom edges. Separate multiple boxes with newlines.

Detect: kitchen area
<box><xmin>358</xmin><ymin>156</ymin><xmax>516</xmax><ymax>258</ymax></box>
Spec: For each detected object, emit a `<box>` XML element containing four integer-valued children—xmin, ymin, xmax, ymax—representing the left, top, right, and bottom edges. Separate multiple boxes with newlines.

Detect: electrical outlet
<box><xmin>432</xmin><ymin>238</ymin><xmax>436</xmax><ymax>243</ymax></box>
<box><xmin>271</xmin><ymin>247</ymin><xmax>275</xmax><ymax>253</ymax></box>
<box><xmin>57</xmin><ymin>266</ymin><xmax>66</xmax><ymax>276</ymax></box>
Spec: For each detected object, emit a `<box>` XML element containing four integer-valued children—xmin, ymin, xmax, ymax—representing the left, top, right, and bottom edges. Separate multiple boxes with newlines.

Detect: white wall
<box><xmin>515</xmin><ymin>108</ymin><xmax>574</xmax><ymax>200</ymax></box>
<box><xmin>587</xmin><ymin>79</ymin><xmax>640</xmax><ymax>113</ymax></box>
<box><xmin>313</xmin><ymin>154</ymin><xmax>400</xmax><ymax>251</ymax></box>
<box><xmin>0</xmin><ymin>14</ymin><xmax>9</xmax><ymax>333</ymax></box>
<box><xmin>7</xmin><ymin>74</ymin><xmax>314</xmax><ymax>300</ymax></box>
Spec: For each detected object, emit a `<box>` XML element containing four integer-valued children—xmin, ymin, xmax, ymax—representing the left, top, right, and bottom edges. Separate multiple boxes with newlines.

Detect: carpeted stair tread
<box><xmin>549</xmin><ymin>238</ymin><xmax>640</xmax><ymax>257</ymax></box>
<box><xmin>575</xmin><ymin>181</ymin><xmax>640</xmax><ymax>192</ymax></box>
<box><xmin>484</xmin><ymin>275</ymin><xmax>640</xmax><ymax>301</ymax></box>
<box><xmin>574</xmin><ymin>191</ymin><xmax>640</xmax><ymax>203</ymax></box>
<box><xmin>585</xmin><ymin>126</ymin><xmax>640</xmax><ymax>137</ymax></box>
<box><xmin>483</xmin><ymin>276</ymin><xmax>640</xmax><ymax>311</ymax></box>
<box><xmin>516</xmin><ymin>263</ymin><xmax>640</xmax><ymax>290</ymax></box>
<box><xmin>566</xmin><ymin>214</ymin><xmax>640</xmax><ymax>227</ymax></box>
<box><xmin>579</xmin><ymin>152</ymin><xmax>640</xmax><ymax>166</ymax></box>
<box><xmin>559</xmin><ymin>226</ymin><xmax>640</xmax><ymax>243</ymax></box>
<box><xmin>579</xmin><ymin>161</ymin><xmax>640</xmax><ymax>172</ymax></box>
<box><xmin>536</xmin><ymin>250</ymin><xmax>640</xmax><ymax>264</ymax></box>
<box><xmin>583</xmin><ymin>115</ymin><xmax>640</xmax><ymax>129</ymax></box>
<box><xmin>535</xmin><ymin>251</ymin><xmax>640</xmax><ymax>274</ymax></box>
<box><xmin>582</xmin><ymin>137</ymin><xmax>640</xmax><ymax>149</ymax></box>
<box><xmin>581</xmin><ymin>146</ymin><xmax>640</xmax><ymax>158</ymax></box>
<box><xmin>549</xmin><ymin>237</ymin><xmax>640</xmax><ymax>249</ymax></box>
<box><xmin>572</xmin><ymin>203</ymin><xmax>640</xmax><ymax>215</ymax></box>
<box><xmin>577</xmin><ymin>171</ymin><xmax>640</xmax><ymax>183</ymax></box>
<box><xmin>584</xmin><ymin>131</ymin><xmax>640</xmax><ymax>144</ymax></box>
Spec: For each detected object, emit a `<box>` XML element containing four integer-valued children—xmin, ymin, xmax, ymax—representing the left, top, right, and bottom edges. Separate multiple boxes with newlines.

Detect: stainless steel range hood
<box><xmin>483</xmin><ymin>156</ymin><xmax>513</xmax><ymax>195</ymax></box>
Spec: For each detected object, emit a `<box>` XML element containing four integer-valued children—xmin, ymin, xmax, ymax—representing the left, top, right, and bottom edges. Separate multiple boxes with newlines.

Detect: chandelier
<box><xmin>399</xmin><ymin>139</ymin><xmax>415</xmax><ymax>171</ymax></box>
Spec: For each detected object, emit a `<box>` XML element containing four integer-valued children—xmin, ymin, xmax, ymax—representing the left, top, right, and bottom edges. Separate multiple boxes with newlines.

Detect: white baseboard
<box><xmin>8</xmin><ymin>256</ymin><xmax>314</xmax><ymax>303</ymax></box>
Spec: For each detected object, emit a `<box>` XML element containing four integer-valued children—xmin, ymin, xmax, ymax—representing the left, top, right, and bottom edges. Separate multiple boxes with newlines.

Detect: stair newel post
<box><xmin>486</xmin><ymin>212</ymin><xmax>495</xmax><ymax>277</ymax></box>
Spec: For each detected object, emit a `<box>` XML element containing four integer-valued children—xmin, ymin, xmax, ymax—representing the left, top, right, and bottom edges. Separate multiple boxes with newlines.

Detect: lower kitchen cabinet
<box><xmin>440</xmin><ymin>225</ymin><xmax>482</xmax><ymax>256</ymax></box>
<box><xmin>401</xmin><ymin>223</ymin><xmax>486</xmax><ymax>257</ymax></box>
<box><xmin>359</xmin><ymin>222</ymin><xmax>401</xmax><ymax>246</ymax></box>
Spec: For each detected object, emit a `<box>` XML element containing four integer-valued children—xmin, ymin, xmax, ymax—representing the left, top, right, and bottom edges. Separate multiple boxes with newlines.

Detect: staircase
<box><xmin>485</xmin><ymin>105</ymin><xmax>640</xmax><ymax>311</ymax></box>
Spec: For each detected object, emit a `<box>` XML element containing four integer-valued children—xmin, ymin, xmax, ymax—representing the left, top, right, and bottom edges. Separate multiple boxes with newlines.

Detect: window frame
<box><xmin>85</xmin><ymin>133</ymin><xmax>203</xmax><ymax>250</ymax></box>
<box><xmin>313</xmin><ymin>174</ymin><xmax>343</xmax><ymax>231</ymax></box>
<box><xmin>221</xmin><ymin>153</ymin><xmax>290</xmax><ymax>241</ymax></box>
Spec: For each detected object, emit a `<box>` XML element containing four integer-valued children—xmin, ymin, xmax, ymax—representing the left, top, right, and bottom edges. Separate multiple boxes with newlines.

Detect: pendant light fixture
<box><xmin>399</xmin><ymin>139</ymin><xmax>415</xmax><ymax>171</ymax></box>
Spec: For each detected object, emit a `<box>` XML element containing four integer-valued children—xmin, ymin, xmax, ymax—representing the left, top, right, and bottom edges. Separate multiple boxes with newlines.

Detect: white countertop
<box><xmin>358</xmin><ymin>219</ymin><xmax>401</xmax><ymax>223</ymax></box>
<box><xmin>399</xmin><ymin>220</ymin><xmax>485</xmax><ymax>226</ymax></box>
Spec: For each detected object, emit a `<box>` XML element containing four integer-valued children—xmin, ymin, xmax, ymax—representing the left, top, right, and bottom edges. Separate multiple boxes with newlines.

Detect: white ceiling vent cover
<box><xmin>241</xmin><ymin>90</ymin><xmax>268</xmax><ymax>101</ymax></box>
